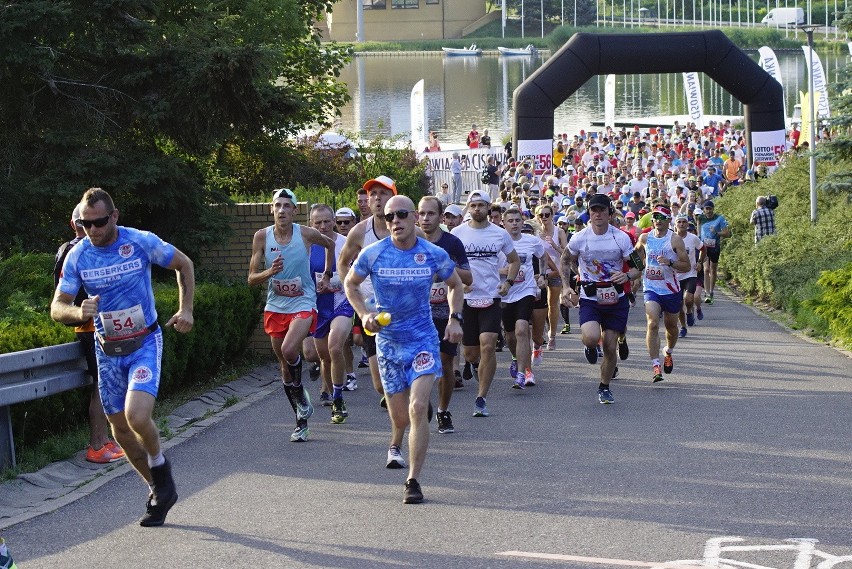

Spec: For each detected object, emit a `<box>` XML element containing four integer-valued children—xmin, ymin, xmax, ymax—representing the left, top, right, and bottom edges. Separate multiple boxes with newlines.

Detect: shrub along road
<box><xmin>4</xmin><ymin>291</ymin><xmax>852</xmax><ymax>568</ymax></box>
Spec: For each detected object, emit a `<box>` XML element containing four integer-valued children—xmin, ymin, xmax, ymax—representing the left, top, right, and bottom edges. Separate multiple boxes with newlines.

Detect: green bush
<box><xmin>806</xmin><ymin>263</ymin><xmax>852</xmax><ymax>347</ymax></box>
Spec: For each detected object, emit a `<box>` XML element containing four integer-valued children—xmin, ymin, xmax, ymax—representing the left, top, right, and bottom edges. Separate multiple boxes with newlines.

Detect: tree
<box><xmin>818</xmin><ymin>11</ymin><xmax>852</xmax><ymax>201</ymax></box>
<box><xmin>0</xmin><ymin>0</ymin><xmax>351</xmax><ymax>255</ymax></box>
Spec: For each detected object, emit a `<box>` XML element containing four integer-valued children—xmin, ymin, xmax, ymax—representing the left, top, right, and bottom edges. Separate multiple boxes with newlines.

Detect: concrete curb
<box><xmin>0</xmin><ymin>363</ymin><xmax>282</xmax><ymax>530</ymax></box>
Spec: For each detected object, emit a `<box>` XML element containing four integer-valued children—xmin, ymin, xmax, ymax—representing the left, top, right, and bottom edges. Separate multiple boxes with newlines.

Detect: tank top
<box><xmin>540</xmin><ymin>224</ymin><xmax>560</xmax><ymax>261</ymax></box>
<box><xmin>642</xmin><ymin>230</ymin><xmax>681</xmax><ymax>295</ymax></box>
<box><xmin>264</xmin><ymin>225</ymin><xmax>316</xmax><ymax>314</ymax></box>
<box><xmin>359</xmin><ymin>217</ymin><xmax>381</xmax><ymax>300</ymax></box>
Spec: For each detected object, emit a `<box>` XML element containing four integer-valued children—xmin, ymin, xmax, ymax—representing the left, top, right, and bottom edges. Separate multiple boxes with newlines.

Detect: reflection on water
<box><xmin>337</xmin><ymin>50</ymin><xmax>846</xmax><ymax>146</ymax></box>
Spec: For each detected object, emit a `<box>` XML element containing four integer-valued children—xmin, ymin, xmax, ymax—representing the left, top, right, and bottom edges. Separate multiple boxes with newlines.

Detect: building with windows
<box><xmin>325</xmin><ymin>0</ymin><xmax>490</xmax><ymax>42</ymax></box>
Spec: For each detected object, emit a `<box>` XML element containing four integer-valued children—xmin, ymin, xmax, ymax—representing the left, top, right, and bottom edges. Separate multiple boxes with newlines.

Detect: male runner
<box><xmin>633</xmin><ymin>206</ymin><xmax>691</xmax><ymax>382</ymax></box>
<box><xmin>345</xmin><ymin>195</ymin><xmax>464</xmax><ymax>504</ymax></box>
<box><xmin>248</xmin><ymin>188</ymin><xmax>335</xmax><ymax>442</ymax></box>
<box><xmin>451</xmin><ymin>190</ymin><xmax>520</xmax><ymax>417</ymax></box>
<box><xmin>52</xmin><ymin>188</ymin><xmax>194</xmax><ymax>527</ymax></box>
<box><xmin>696</xmin><ymin>200</ymin><xmax>731</xmax><ymax>305</ymax></box>
<box><xmin>417</xmin><ymin>196</ymin><xmax>472</xmax><ymax>435</ymax></box>
<box><xmin>560</xmin><ymin>194</ymin><xmax>637</xmax><ymax>404</ymax></box>
<box><xmin>673</xmin><ymin>214</ymin><xmax>705</xmax><ymax>337</ymax></box>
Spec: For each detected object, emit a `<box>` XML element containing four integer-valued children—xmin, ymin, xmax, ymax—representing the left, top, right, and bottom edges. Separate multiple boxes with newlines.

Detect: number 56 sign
<box><xmin>517</xmin><ymin>139</ymin><xmax>554</xmax><ymax>175</ymax></box>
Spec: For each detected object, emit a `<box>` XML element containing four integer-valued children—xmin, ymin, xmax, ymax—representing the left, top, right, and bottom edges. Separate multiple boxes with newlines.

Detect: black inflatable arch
<box><xmin>512</xmin><ymin>30</ymin><xmax>786</xmax><ymax>165</ymax></box>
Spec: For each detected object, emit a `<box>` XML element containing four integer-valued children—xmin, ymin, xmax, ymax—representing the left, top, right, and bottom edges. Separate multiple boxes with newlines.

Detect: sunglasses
<box><xmin>383</xmin><ymin>210</ymin><xmax>411</xmax><ymax>222</ymax></box>
<box><xmin>76</xmin><ymin>215</ymin><xmax>111</xmax><ymax>229</ymax></box>
<box><xmin>652</xmin><ymin>214</ymin><xmax>670</xmax><ymax>221</ymax></box>
<box><xmin>336</xmin><ymin>219</ymin><xmax>352</xmax><ymax>226</ymax></box>
<box><xmin>538</xmin><ymin>212</ymin><xmax>552</xmax><ymax>218</ymax></box>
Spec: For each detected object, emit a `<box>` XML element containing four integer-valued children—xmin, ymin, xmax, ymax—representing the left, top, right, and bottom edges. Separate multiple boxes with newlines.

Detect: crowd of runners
<box><xmin>254</xmin><ymin>120</ymin><xmax>752</xmax><ymax>505</ymax></box>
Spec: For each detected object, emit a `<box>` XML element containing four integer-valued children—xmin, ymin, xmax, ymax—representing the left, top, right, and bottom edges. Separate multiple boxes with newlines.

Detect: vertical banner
<box><xmin>516</xmin><ymin>139</ymin><xmax>554</xmax><ymax>175</ymax></box>
<box><xmin>799</xmin><ymin>91</ymin><xmax>812</xmax><ymax>147</ymax></box>
<box><xmin>410</xmin><ymin>79</ymin><xmax>426</xmax><ymax>149</ymax></box>
<box><xmin>758</xmin><ymin>46</ymin><xmax>786</xmax><ymax>122</ymax></box>
<box><xmin>682</xmin><ymin>72</ymin><xmax>705</xmax><ymax>129</ymax></box>
<box><xmin>802</xmin><ymin>46</ymin><xmax>831</xmax><ymax>119</ymax></box>
<box><xmin>604</xmin><ymin>74</ymin><xmax>616</xmax><ymax>128</ymax></box>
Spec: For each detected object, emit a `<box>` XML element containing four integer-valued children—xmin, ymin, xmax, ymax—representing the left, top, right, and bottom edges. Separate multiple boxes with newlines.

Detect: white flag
<box><xmin>410</xmin><ymin>79</ymin><xmax>426</xmax><ymax>148</ymax></box>
<box><xmin>604</xmin><ymin>74</ymin><xmax>616</xmax><ymax>128</ymax></box>
<box><xmin>682</xmin><ymin>72</ymin><xmax>705</xmax><ymax>129</ymax></box>
<box><xmin>758</xmin><ymin>46</ymin><xmax>786</xmax><ymax>123</ymax></box>
<box><xmin>802</xmin><ymin>46</ymin><xmax>831</xmax><ymax>119</ymax></box>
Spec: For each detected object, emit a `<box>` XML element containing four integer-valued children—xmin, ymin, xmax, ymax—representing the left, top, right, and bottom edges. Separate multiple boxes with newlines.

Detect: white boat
<box><xmin>497</xmin><ymin>44</ymin><xmax>537</xmax><ymax>56</ymax></box>
<box><xmin>442</xmin><ymin>44</ymin><xmax>482</xmax><ymax>56</ymax></box>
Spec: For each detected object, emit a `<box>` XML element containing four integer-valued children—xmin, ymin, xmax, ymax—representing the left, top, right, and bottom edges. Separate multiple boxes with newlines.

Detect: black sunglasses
<box><xmin>336</xmin><ymin>219</ymin><xmax>352</xmax><ymax>226</ymax></box>
<box><xmin>383</xmin><ymin>210</ymin><xmax>411</xmax><ymax>222</ymax></box>
<box><xmin>538</xmin><ymin>212</ymin><xmax>552</xmax><ymax>218</ymax></box>
<box><xmin>76</xmin><ymin>215</ymin><xmax>111</xmax><ymax>229</ymax></box>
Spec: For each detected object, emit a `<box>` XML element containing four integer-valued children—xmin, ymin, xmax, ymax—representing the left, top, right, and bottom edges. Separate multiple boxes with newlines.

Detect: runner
<box><xmin>451</xmin><ymin>190</ymin><xmax>520</xmax><ymax>417</ymax></box>
<box><xmin>536</xmin><ymin>203</ymin><xmax>568</xmax><ymax>351</ymax></box>
<box><xmin>248</xmin><ymin>188</ymin><xmax>336</xmax><ymax>443</ymax></box>
<box><xmin>696</xmin><ymin>200</ymin><xmax>731</xmax><ymax>305</ymax></box>
<box><xmin>345</xmin><ymin>195</ymin><xmax>464</xmax><ymax>504</ymax></box>
<box><xmin>417</xmin><ymin>196</ymin><xmax>472</xmax><ymax>435</ymax></box>
<box><xmin>673</xmin><ymin>214</ymin><xmax>705</xmax><ymax>337</ymax></box>
<box><xmin>333</xmin><ymin>207</ymin><xmax>358</xmax><ymax>389</ymax></box>
<box><xmin>560</xmin><ymin>194</ymin><xmax>638</xmax><ymax>404</ymax></box>
<box><xmin>633</xmin><ymin>205</ymin><xmax>691</xmax><ymax>382</ymax></box>
<box><xmin>52</xmin><ymin>188</ymin><xmax>195</xmax><ymax>527</ymax></box>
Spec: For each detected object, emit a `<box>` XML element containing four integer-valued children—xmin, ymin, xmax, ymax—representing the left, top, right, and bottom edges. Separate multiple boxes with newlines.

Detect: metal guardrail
<box><xmin>0</xmin><ymin>342</ymin><xmax>89</xmax><ymax>470</ymax></box>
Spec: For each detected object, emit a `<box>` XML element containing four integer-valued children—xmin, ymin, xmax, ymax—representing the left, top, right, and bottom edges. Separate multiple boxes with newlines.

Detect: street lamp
<box><xmin>799</xmin><ymin>23</ymin><xmax>819</xmax><ymax>223</ymax></box>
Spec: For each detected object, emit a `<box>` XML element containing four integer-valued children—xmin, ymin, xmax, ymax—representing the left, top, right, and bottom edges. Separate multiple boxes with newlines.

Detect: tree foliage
<box><xmin>0</xmin><ymin>0</ymin><xmax>351</xmax><ymax>255</ymax></box>
<box><xmin>818</xmin><ymin>10</ymin><xmax>852</xmax><ymax>201</ymax></box>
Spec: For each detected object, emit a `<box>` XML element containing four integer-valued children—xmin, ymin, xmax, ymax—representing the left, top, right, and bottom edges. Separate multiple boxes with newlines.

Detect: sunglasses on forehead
<box><xmin>76</xmin><ymin>214</ymin><xmax>111</xmax><ymax>229</ymax></box>
<box><xmin>383</xmin><ymin>210</ymin><xmax>411</xmax><ymax>222</ymax></box>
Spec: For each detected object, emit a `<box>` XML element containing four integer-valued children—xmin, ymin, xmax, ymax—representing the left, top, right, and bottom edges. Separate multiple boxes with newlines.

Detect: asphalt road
<box><xmin>5</xmin><ymin>291</ymin><xmax>852</xmax><ymax>568</ymax></box>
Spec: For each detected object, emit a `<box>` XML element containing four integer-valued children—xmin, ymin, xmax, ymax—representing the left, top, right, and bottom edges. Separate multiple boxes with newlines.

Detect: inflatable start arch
<box><xmin>512</xmin><ymin>30</ymin><xmax>786</xmax><ymax>169</ymax></box>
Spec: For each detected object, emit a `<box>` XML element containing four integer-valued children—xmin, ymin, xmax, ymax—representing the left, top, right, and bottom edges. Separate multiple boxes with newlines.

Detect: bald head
<box><xmin>385</xmin><ymin>195</ymin><xmax>415</xmax><ymax>214</ymax></box>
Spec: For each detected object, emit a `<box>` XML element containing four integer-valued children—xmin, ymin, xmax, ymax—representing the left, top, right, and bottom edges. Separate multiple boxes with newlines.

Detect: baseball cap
<box><xmin>565</xmin><ymin>165</ymin><xmax>575</xmax><ymax>171</ymax></box>
<box><xmin>625</xmin><ymin>211</ymin><xmax>636</xmax><ymax>219</ymax></box>
<box><xmin>521</xmin><ymin>222</ymin><xmax>536</xmax><ymax>234</ymax></box>
<box><xmin>467</xmin><ymin>190</ymin><xmax>491</xmax><ymax>205</ymax></box>
<box><xmin>587</xmin><ymin>194</ymin><xmax>612</xmax><ymax>211</ymax></box>
<box><xmin>703</xmin><ymin>200</ymin><xmax>715</xmax><ymax>208</ymax></box>
<box><xmin>675</xmin><ymin>214</ymin><xmax>689</xmax><ymax>222</ymax></box>
<box><xmin>561</xmin><ymin>198</ymin><xmax>572</xmax><ymax>207</ymax></box>
<box><xmin>71</xmin><ymin>204</ymin><xmax>82</xmax><ymax>223</ymax></box>
<box><xmin>335</xmin><ymin>207</ymin><xmax>356</xmax><ymax>218</ymax></box>
<box><xmin>273</xmin><ymin>188</ymin><xmax>297</xmax><ymax>205</ymax></box>
<box><xmin>362</xmin><ymin>175</ymin><xmax>398</xmax><ymax>195</ymax></box>
<box><xmin>444</xmin><ymin>204</ymin><xmax>464</xmax><ymax>217</ymax></box>
<box><xmin>652</xmin><ymin>205</ymin><xmax>672</xmax><ymax>218</ymax></box>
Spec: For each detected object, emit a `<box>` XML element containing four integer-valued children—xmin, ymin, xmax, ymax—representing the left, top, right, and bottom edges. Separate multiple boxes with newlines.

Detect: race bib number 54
<box><xmin>99</xmin><ymin>304</ymin><xmax>146</xmax><ymax>340</ymax></box>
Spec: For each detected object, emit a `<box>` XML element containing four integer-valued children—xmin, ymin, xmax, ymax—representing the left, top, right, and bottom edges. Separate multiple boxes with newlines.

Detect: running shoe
<box><xmin>679</xmin><ymin>327</ymin><xmax>687</xmax><ymax>338</ymax></box>
<box><xmin>357</xmin><ymin>353</ymin><xmax>369</xmax><ymax>368</ymax></box>
<box><xmin>403</xmin><ymin>478</ymin><xmax>424</xmax><ymax>504</ymax></box>
<box><xmin>598</xmin><ymin>387</ymin><xmax>614</xmax><ymax>404</ymax></box>
<box><xmin>584</xmin><ymin>346</ymin><xmax>598</xmax><ymax>364</ymax></box>
<box><xmin>524</xmin><ymin>369</ymin><xmax>536</xmax><ymax>386</ymax></box>
<box><xmin>547</xmin><ymin>336</ymin><xmax>556</xmax><ymax>351</ymax></box>
<box><xmin>686</xmin><ymin>312</ymin><xmax>695</xmax><ymax>326</ymax></box>
<box><xmin>697</xmin><ymin>306</ymin><xmax>704</xmax><ymax>320</ymax></box>
<box><xmin>463</xmin><ymin>361</ymin><xmax>474</xmax><ymax>380</ymax></box>
<box><xmin>386</xmin><ymin>445</ymin><xmax>406</xmax><ymax>469</ymax></box>
<box><xmin>618</xmin><ymin>336</ymin><xmax>629</xmax><ymax>360</ymax></box>
<box><xmin>331</xmin><ymin>399</ymin><xmax>347</xmax><ymax>424</ymax></box>
<box><xmin>512</xmin><ymin>372</ymin><xmax>526</xmax><ymax>390</ymax></box>
<box><xmin>454</xmin><ymin>370</ymin><xmax>464</xmax><ymax>389</ymax></box>
<box><xmin>611</xmin><ymin>366</ymin><xmax>619</xmax><ymax>380</ymax></box>
<box><xmin>473</xmin><ymin>396</ymin><xmax>489</xmax><ymax>417</ymax></box>
<box><xmin>436</xmin><ymin>411</ymin><xmax>455</xmax><ymax>434</ymax></box>
<box><xmin>496</xmin><ymin>335</ymin><xmax>505</xmax><ymax>352</ymax></box>
<box><xmin>705</xmin><ymin>294</ymin><xmax>714</xmax><ymax>305</ymax></box>
<box><xmin>532</xmin><ymin>346</ymin><xmax>543</xmax><ymax>365</ymax></box>
<box><xmin>561</xmin><ymin>323</ymin><xmax>571</xmax><ymax>334</ymax></box>
<box><xmin>319</xmin><ymin>391</ymin><xmax>333</xmax><ymax>406</ymax></box>
<box><xmin>509</xmin><ymin>358</ymin><xmax>518</xmax><ymax>379</ymax></box>
<box><xmin>596</xmin><ymin>344</ymin><xmax>604</xmax><ymax>358</ymax></box>
<box><xmin>140</xmin><ymin>458</ymin><xmax>178</xmax><ymax>527</ymax></box>
<box><xmin>86</xmin><ymin>441</ymin><xmax>125</xmax><ymax>464</ymax></box>
<box><xmin>294</xmin><ymin>387</ymin><xmax>313</xmax><ymax>420</ymax></box>
<box><xmin>652</xmin><ymin>364</ymin><xmax>663</xmax><ymax>383</ymax></box>
<box><xmin>290</xmin><ymin>419</ymin><xmax>309</xmax><ymax>442</ymax></box>
<box><xmin>663</xmin><ymin>353</ymin><xmax>674</xmax><ymax>374</ymax></box>
<box><xmin>309</xmin><ymin>363</ymin><xmax>320</xmax><ymax>380</ymax></box>
<box><xmin>344</xmin><ymin>375</ymin><xmax>358</xmax><ymax>391</ymax></box>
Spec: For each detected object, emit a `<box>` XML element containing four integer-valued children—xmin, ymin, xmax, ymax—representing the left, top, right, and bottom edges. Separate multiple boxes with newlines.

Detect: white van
<box><xmin>761</xmin><ymin>7</ymin><xmax>805</xmax><ymax>26</ymax></box>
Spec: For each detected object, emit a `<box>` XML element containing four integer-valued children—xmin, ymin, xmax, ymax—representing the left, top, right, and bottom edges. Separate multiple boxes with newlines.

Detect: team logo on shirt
<box><xmin>132</xmin><ymin>366</ymin><xmax>153</xmax><ymax>384</ymax></box>
<box><xmin>412</xmin><ymin>351</ymin><xmax>435</xmax><ymax>374</ymax></box>
<box><xmin>414</xmin><ymin>253</ymin><xmax>426</xmax><ymax>265</ymax></box>
<box><xmin>118</xmin><ymin>244</ymin><xmax>134</xmax><ymax>258</ymax></box>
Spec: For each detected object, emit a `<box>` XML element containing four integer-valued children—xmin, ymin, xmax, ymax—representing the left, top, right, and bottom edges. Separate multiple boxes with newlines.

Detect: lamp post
<box><xmin>799</xmin><ymin>23</ymin><xmax>819</xmax><ymax>223</ymax></box>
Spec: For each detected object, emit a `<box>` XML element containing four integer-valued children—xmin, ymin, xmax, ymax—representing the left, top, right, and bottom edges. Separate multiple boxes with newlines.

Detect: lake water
<box><xmin>336</xmin><ymin>49</ymin><xmax>847</xmax><ymax>146</ymax></box>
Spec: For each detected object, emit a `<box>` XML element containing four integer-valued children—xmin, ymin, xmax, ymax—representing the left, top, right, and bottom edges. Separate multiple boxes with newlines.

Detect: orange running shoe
<box><xmin>86</xmin><ymin>441</ymin><xmax>125</xmax><ymax>464</ymax></box>
<box><xmin>652</xmin><ymin>364</ymin><xmax>663</xmax><ymax>383</ymax></box>
<box><xmin>663</xmin><ymin>353</ymin><xmax>674</xmax><ymax>374</ymax></box>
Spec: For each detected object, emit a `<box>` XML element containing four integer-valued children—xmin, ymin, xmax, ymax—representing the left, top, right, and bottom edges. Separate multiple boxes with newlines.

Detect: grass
<box><xmin>1</xmin><ymin>350</ymin><xmax>274</xmax><ymax>482</ymax></box>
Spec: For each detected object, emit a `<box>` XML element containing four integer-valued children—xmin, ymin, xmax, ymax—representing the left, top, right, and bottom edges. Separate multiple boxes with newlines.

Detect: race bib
<box><xmin>271</xmin><ymin>277</ymin><xmax>304</xmax><ymax>297</ymax></box>
<box><xmin>467</xmin><ymin>298</ymin><xmax>494</xmax><ymax>309</ymax></box>
<box><xmin>595</xmin><ymin>285</ymin><xmax>619</xmax><ymax>306</ymax></box>
<box><xmin>99</xmin><ymin>304</ymin><xmax>146</xmax><ymax>340</ymax></box>
<box><xmin>645</xmin><ymin>266</ymin><xmax>665</xmax><ymax>281</ymax></box>
<box><xmin>412</xmin><ymin>351</ymin><xmax>436</xmax><ymax>374</ymax></box>
<box><xmin>430</xmin><ymin>283</ymin><xmax>448</xmax><ymax>305</ymax></box>
<box><xmin>315</xmin><ymin>272</ymin><xmax>343</xmax><ymax>293</ymax></box>
<box><xmin>703</xmin><ymin>238</ymin><xmax>717</xmax><ymax>248</ymax></box>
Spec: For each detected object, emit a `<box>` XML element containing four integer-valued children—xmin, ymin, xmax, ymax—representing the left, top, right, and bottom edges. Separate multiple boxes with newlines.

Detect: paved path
<box><xmin>3</xmin><ymin>291</ymin><xmax>851</xmax><ymax>568</ymax></box>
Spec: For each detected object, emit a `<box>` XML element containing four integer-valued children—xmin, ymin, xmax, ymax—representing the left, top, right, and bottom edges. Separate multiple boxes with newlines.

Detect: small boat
<box><xmin>442</xmin><ymin>44</ymin><xmax>482</xmax><ymax>56</ymax></box>
<box><xmin>498</xmin><ymin>44</ymin><xmax>537</xmax><ymax>56</ymax></box>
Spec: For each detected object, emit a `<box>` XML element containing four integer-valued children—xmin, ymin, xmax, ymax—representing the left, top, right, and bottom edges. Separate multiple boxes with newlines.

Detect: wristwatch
<box><xmin>450</xmin><ymin>312</ymin><xmax>464</xmax><ymax>324</ymax></box>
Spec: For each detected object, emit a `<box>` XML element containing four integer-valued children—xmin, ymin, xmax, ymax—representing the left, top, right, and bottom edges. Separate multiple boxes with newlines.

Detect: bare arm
<box><xmin>247</xmin><ymin>229</ymin><xmax>280</xmax><ymax>287</ymax></box>
<box><xmin>443</xmin><ymin>270</ymin><xmax>464</xmax><ymax>343</ymax></box>
<box><xmin>456</xmin><ymin>267</ymin><xmax>473</xmax><ymax>287</ymax></box>
<box><xmin>337</xmin><ymin>219</ymin><xmax>367</xmax><ymax>283</ymax></box>
<box><xmin>51</xmin><ymin>289</ymin><xmax>93</xmax><ymax>325</ymax></box>
<box><xmin>165</xmin><ymin>249</ymin><xmax>195</xmax><ymax>333</ymax></box>
<box><xmin>302</xmin><ymin>226</ymin><xmax>336</xmax><ymax>292</ymax></box>
<box><xmin>498</xmin><ymin>249</ymin><xmax>521</xmax><ymax>297</ymax></box>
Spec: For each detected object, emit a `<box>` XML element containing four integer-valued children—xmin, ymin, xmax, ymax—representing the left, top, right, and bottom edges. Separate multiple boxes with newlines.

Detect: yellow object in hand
<box><xmin>364</xmin><ymin>312</ymin><xmax>392</xmax><ymax>336</ymax></box>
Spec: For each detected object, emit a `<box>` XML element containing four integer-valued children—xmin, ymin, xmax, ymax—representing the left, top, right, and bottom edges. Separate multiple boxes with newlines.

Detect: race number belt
<box><xmin>96</xmin><ymin>322</ymin><xmax>159</xmax><ymax>357</ymax></box>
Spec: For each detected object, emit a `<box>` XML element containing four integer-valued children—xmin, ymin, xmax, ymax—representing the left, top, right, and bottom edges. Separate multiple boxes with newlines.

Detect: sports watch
<box><xmin>450</xmin><ymin>312</ymin><xmax>464</xmax><ymax>324</ymax></box>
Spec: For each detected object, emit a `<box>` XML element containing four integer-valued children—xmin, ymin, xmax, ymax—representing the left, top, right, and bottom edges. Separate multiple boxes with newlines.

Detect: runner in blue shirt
<box><xmin>52</xmin><ymin>188</ymin><xmax>195</xmax><ymax>528</ymax></box>
<box><xmin>345</xmin><ymin>195</ymin><xmax>465</xmax><ymax>505</ymax></box>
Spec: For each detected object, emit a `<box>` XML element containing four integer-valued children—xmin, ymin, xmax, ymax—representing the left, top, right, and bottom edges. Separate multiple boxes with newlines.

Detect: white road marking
<box><xmin>497</xmin><ymin>550</ymin><xmax>705</xmax><ymax>569</ymax></box>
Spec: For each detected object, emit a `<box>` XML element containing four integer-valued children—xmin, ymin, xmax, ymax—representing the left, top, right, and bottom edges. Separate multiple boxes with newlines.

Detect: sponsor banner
<box><xmin>751</xmin><ymin>129</ymin><xmax>786</xmax><ymax>165</ymax></box>
<box><xmin>604</xmin><ymin>74</ymin><xmax>616</xmax><ymax>128</ymax></box>
<box><xmin>758</xmin><ymin>46</ymin><xmax>786</xmax><ymax>121</ymax></box>
<box><xmin>421</xmin><ymin>148</ymin><xmax>508</xmax><ymax>172</ymax></box>
<box><xmin>410</xmin><ymin>79</ymin><xmax>426</xmax><ymax>149</ymax></box>
<box><xmin>516</xmin><ymin>139</ymin><xmax>553</xmax><ymax>175</ymax></box>
<box><xmin>802</xmin><ymin>46</ymin><xmax>831</xmax><ymax>119</ymax></box>
<box><xmin>682</xmin><ymin>72</ymin><xmax>705</xmax><ymax>129</ymax></box>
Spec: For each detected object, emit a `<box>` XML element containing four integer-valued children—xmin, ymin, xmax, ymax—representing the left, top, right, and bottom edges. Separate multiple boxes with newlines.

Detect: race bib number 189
<box><xmin>595</xmin><ymin>285</ymin><xmax>619</xmax><ymax>305</ymax></box>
